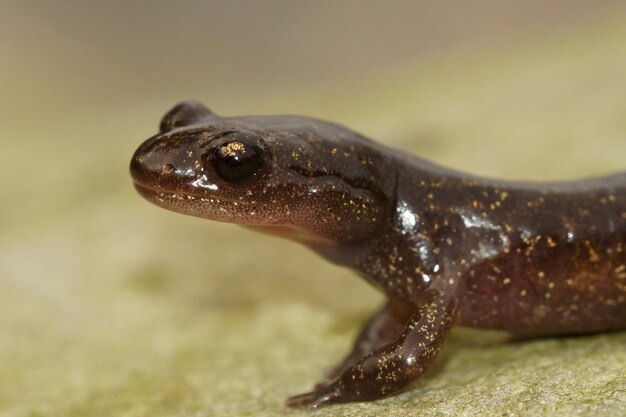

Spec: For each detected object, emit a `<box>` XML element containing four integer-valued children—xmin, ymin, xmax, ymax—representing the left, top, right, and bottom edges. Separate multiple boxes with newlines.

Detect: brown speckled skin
<box><xmin>130</xmin><ymin>101</ymin><xmax>626</xmax><ymax>408</ymax></box>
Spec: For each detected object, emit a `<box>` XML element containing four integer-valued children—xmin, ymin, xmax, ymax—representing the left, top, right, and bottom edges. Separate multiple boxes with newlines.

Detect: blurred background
<box><xmin>1</xmin><ymin>2</ymin><xmax>625</xmax><ymax>416</ymax></box>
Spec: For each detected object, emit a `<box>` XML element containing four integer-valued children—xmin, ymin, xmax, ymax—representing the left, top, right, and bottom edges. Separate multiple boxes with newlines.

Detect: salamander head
<box><xmin>130</xmin><ymin>101</ymin><xmax>396</xmax><ymax>244</ymax></box>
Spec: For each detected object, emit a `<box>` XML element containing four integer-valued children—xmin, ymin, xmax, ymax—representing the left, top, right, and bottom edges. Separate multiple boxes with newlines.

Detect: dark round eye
<box><xmin>211</xmin><ymin>132</ymin><xmax>267</xmax><ymax>184</ymax></box>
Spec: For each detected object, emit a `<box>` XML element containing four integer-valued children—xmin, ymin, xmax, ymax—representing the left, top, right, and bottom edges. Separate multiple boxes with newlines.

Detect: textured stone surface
<box><xmin>1</xmin><ymin>13</ymin><xmax>626</xmax><ymax>417</ymax></box>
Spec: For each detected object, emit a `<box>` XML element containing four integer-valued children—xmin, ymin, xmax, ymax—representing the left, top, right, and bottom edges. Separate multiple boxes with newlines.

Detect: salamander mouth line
<box><xmin>132</xmin><ymin>181</ymin><xmax>243</xmax><ymax>204</ymax></box>
<box><xmin>134</xmin><ymin>181</ymin><xmax>309</xmax><ymax>233</ymax></box>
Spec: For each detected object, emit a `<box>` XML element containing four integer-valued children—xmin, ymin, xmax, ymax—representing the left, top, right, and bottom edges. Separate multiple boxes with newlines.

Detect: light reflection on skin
<box><xmin>191</xmin><ymin>175</ymin><xmax>219</xmax><ymax>190</ymax></box>
<box><xmin>396</xmin><ymin>202</ymin><xmax>511</xmax><ymax>284</ymax></box>
<box><xmin>397</xmin><ymin>201</ymin><xmax>417</xmax><ymax>232</ymax></box>
<box><xmin>397</xmin><ymin>201</ymin><xmax>433</xmax><ymax>284</ymax></box>
<box><xmin>458</xmin><ymin>208</ymin><xmax>510</xmax><ymax>261</ymax></box>
<box><xmin>176</xmin><ymin>167</ymin><xmax>196</xmax><ymax>177</ymax></box>
<box><xmin>308</xmin><ymin>186</ymin><xmax>320</xmax><ymax>196</ymax></box>
<box><xmin>567</xmin><ymin>231</ymin><xmax>575</xmax><ymax>242</ymax></box>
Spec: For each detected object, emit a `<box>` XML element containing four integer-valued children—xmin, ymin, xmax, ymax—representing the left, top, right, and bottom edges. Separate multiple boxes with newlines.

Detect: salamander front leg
<box><xmin>313</xmin><ymin>298</ymin><xmax>414</xmax><ymax>389</ymax></box>
<box><xmin>286</xmin><ymin>293</ymin><xmax>457</xmax><ymax>409</ymax></box>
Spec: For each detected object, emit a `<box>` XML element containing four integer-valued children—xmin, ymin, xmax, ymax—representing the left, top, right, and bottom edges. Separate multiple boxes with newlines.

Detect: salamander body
<box><xmin>130</xmin><ymin>101</ymin><xmax>626</xmax><ymax>408</ymax></box>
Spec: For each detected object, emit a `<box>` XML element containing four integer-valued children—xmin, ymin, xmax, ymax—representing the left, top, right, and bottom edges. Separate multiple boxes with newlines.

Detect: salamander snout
<box><xmin>131</xmin><ymin>99</ymin><xmax>214</xmax><ymax>188</ymax></box>
<box><xmin>129</xmin><ymin>132</ymin><xmax>190</xmax><ymax>197</ymax></box>
<box><xmin>129</xmin><ymin>135</ymin><xmax>166</xmax><ymax>186</ymax></box>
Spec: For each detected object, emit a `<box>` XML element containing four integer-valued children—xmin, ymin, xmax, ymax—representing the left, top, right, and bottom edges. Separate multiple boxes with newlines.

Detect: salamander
<box><xmin>130</xmin><ymin>101</ymin><xmax>626</xmax><ymax>408</ymax></box>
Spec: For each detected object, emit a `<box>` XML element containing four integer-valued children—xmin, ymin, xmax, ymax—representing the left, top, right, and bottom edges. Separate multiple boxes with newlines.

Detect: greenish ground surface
<box><xmin>2</xmin><ymin>14</ymin><xmax>626</xmax><ymax>417</ymax></box>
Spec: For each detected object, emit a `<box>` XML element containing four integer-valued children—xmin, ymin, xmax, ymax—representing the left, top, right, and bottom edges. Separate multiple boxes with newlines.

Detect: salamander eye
<box><xmin>210</xmin><ymin>132</ymin><xmax>268</xmax><ymax>185</ymax></box>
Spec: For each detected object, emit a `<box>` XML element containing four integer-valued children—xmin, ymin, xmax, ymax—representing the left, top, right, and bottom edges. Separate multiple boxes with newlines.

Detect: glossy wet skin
<box><xmin>131</xmin><ymin>101</ymin><xmax>626</xmax><ymax>408</ymax></box>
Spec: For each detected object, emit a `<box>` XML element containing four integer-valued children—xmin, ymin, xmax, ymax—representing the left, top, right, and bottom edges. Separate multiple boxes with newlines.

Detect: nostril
<box><xmin>162</xmin><ymin>164</ymin><xmax>175</xmax><ymax>174</ymax></box>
